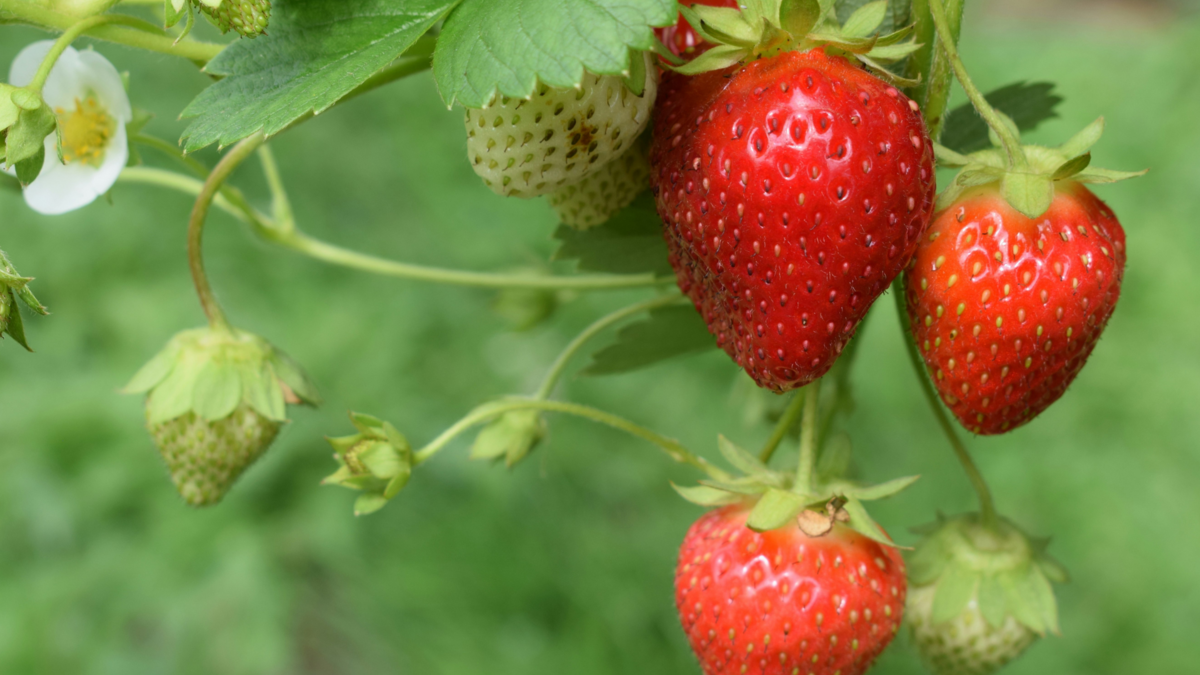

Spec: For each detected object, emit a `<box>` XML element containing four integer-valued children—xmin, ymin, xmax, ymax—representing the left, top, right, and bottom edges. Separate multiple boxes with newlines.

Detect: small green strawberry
<box><xmin>124</xmin><ymin>326</ymin><xmax>319</xmax><ymax>506</ymax></box>
<box><xmin>470</xmin><ymin>409</ymin><xmax>546</xmax><ymax>468</ymax></box>
<box><xmin>906</xmin><ymin>514</ymin><xmax>1068</xmax><ymax>675</ymax></box>
<box><xmin>0</xmin><ymin>248</ymin><xmax>48</xmax><ymax>351</ymax></box>
<box><xmin>192</xmin><ymin>0</ymin><xmax>270</xmax><ymax>38</ymax></box>
<box><xmin>322</xmin><ymin>412</ymin><xmax>413</xmax><ymax>516</ymax></box>
<box><xmin>464</xmin><ymin>52</ymin><xmax>657</xmax><ymax>198</ymax></box>
<box><xmin>548</xmin><ymin>135</ymin><xmax>649</xmax><ymax>229</ymax></box>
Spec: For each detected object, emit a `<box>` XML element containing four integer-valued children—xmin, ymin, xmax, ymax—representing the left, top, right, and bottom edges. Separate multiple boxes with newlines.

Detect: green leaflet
<box><xmin>977</xmin><ymin>573</ymin><xmax>1009</xmax><ymax>629</ymax></box>
<box><xmin>746</xmin><ymin>489</ymin><xmax>808</xmax><ymax>531</ymax></box>
<box><xmin>841</xmin><ymin>474</ymin><xmax>920</xmax><ymax>501</ymax></box>
<box><xmin>243</xmin><ymin>361</ymin><xmax>286</xmax><ymax>422</ymax></box>
<box><xmin>181</xmin><ymin>0</ymin><xmax>458</xmax><ymax>151</ymax></box>
<box><xmin>840</xmin><ymin>1</ymin><xmax>888</xmax><ymax>38</ymax></box>
<box><xmin>940</xmin><ymin>81</ymin><xmax>1063</xmax><ymax>155</ymax></box>
<box><xmin>269</xmin><ymin>349</ymin><xmax>321</xmax><ymax>405</ymax></box>
<box><xmin>672</xmin><ymin>483</ymin><xmax>745</xmax><ymax>507</ymax></box>
<box><xmin>842</xmin><ymin>497</ymin><xmax>893</xmax><ymax>547</ymax></box>
<box><xmin>836</xmin><ymin>0</ymin><xmax>910</xmax><ymax>36</ymax></box>
<box><xmin>354</xmin><ymin>493</ymin><xmax>389</xmax><ymax>516</ymax></box>
<box><xmin>552</xmin><ymin>192</ymin><xmax>672</xmax><ymax>276</ymax></box>
<box><xmin>716</xmin><ymin>435</ymin><xmax>775</xmax><ymax>481</ymax></box>
<box><xmin>1000</xmin><ymin>565</ymin><xmax>1047</xmax><ymax>634</ymax></box>
<box><xmin>907</xmin><ymin>535</ymin><xmax>948</xmax><ymax>586</ymax></box>
<box><xmin>434</xmin><ymin>0</ymin><xmax>675</xmax><ymax>109</ymax></box>
<box><xmin>582</xmin><ymin>305</ymin><xmax>716</xmax><ymax>376</ymax></box>
<box><xmin>932</xmin><ymin>563</ymin><xmax>979</xmax><ymax>624</ymax></box>
<box><xmin>192</xmin><ymin>358</ymin><xmax>243</xmax><ymax>421</ymax></box>
<box><xmin>145</xmin><ymin>351</ymin><xmax>205</xmax><ymax>424</ymax></box>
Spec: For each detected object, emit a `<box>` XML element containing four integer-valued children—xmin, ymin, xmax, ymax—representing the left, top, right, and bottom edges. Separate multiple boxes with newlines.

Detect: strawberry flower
<box><xmin>6</xmin><ymin>41</ymin><xmax>131</xmax><ymax>215</ymax></box>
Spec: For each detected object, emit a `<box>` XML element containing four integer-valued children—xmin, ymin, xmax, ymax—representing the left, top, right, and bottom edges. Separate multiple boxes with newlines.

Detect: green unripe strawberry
<box><xmin>464</xmin><ymin>52</ymin><xmax>657</xmax><ymax>198</ymax></box>
<box><xmin>908</xmin><ymin>584</ymin><xmax>1038</xmax><ymax>675</ymax></box>
<box><xmin>124</xmin><ymin>326</ymin><xmax>319</xmax><ymax>506</ymax></box>
<box><xmin>194</xmin><ymin>0</ymin><xmax>270</xmax><ymax>38</ymax></box>
<box><xmin>906</xmin><ymin>514</ymin><xmax>1068</xmax><ymax>675</ymax></box>
<box><xmin>548</xmin><ymin>136</ymin><xmax>649</xmax><ymax>229</ymax></box>
<box><xmin>323</xmin><ymin>412</ymin><xmax>414</xmax><ymax>516</ymax></box>
<box><xmin>149</xmin><ymin>406</ymin><xmax>280</xmax><ymax>506</ymax></box>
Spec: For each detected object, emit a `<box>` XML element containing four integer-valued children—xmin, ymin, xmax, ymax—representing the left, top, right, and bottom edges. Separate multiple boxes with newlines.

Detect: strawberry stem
<box><xmin>187</xmin><ymin>132</ymin><xmax>265</xmax><ymax>332</ymax></box>
<box><xmin>793</xmin><ymin>378</ymin><xmax>822</xmax><ymax>494</ymax></box>
<box><xmin>759</xmin><ymin>388</ymin><xmax>806</xmax><ymax>464</ymax></box>
<box><xmin>905</xmin><ymin>0</ymin><xmax>966</xmax><ymax>141</ymax></box>
<box><xmin>892</xmin><ymin>279</ymin><xmax>999</xmax><ymax>529</ymax></box>
<box><xmin>26</xmin><ymin>13</ymin><xmax>147</xmax><ymax>91</ymax></box>
<box><xmin>534</xmin><ymin>293</ymin><xmax>685</xmax><ymax>400</ymax></box>
<box><xmin>413</xmin><ymin>397</ymin><xmax>733</xmax><ymax>481</ymax></box>
<box><xmin>926</xmin><ymin>0</ymin><xmax>1026</xmax><ymax>171</ymax></box>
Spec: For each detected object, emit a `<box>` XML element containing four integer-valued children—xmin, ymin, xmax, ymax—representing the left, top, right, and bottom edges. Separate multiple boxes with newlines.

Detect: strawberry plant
<box><xmin>0</xmin><ymin>0</ymin><xmax>1153</xmax><ymax>673</ymax></box>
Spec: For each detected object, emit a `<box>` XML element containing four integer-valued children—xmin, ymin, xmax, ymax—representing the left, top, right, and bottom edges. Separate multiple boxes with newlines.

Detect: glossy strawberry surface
<box><xmin>904</xmin><ymin>183</ymin><xmax>1126</xmax><ymax>434</ymax></box>
<box><xmin>655</xmin><ymin>0</ymin><xmax>740</xmax><ymax>59</ymax></box>
<box><xmin>651</xmin><ymin>49</ymin><xmax>936</xmax><ymax>391</ymax></box>
<box><xmin>676</xmin><ymin>504</ymin><xmax>907</xmax><ymax>675</ymax></box>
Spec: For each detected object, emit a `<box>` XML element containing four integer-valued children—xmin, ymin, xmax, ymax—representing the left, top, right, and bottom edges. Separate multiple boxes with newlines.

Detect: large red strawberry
<box><xmin>677</xmin><ymin>503</ymin><xmax>907</xmax><ymax>675</ymax></box>
<box><xmin>651</xmin><ymin>47</ymin><xmax>935</xmax><ymax>391</ymax></box>
<box><xmin>904</xmin><ymin>182</ymin><xmax>1126</xmax><ymax>434</ymax></box>
<box><xmin>655</xmin><ymin>0</ymin><xmax>739</xmax><ymax>59</ymax></box>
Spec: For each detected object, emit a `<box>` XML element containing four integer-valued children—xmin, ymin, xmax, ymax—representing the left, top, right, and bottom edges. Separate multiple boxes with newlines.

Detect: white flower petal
<box><xmin>76</xmin><ymin>49</ymin><xmax>132</xmax><ymax>122</ymax></box>
<box><xmin>20</xmin><ymin>130</ymin><xmax>122</xmax><ymax>216</ymax></box>
<box><xmin>8</xmin><ymin>40</ymin><xmax>57</xmax><ymax>87</ymax></box>
<box><xmin>88</xmin><ymin>122</ymin><xmax>128</xmax><ymax>196</ymax></box>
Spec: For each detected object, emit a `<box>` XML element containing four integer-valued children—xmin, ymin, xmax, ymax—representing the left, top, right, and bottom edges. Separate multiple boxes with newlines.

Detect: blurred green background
<box><xmin>2</xmin><ymin>1</ymin><xmax>1198</xmax><ymax>673</ymax></box>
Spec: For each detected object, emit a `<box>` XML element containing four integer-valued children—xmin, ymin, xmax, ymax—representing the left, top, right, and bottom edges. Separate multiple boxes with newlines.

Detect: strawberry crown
<box><xmin>673</xmin><ymin>0</ymin><xmax>923</xmax><ymax>84</ymax></box>
<box><xmin>323</xmin><ymin>412</ymin><xmax>414</xmax><ymax>516</ymax></box>
<box><xmin>123</xmin><ymin>326</ymin><xmax>320</xmax><ymax>425</ymax></box>
<box><xmin>934</xmin><ymin>116</ymin><xmax>1147</xmax><ymax>218</ymax></box>
<box><xmin>908</xmin><ymin>513</ymin><xmax>1068</xmax><ymax>636</ymax></box>
<box><xmin>674</xmin><ymin>432</ymin><xmax>918</xmax><ymax>546</ymax></box>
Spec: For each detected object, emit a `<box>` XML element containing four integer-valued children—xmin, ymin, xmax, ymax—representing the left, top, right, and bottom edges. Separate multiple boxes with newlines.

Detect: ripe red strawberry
<box><xmin>655</xmin><ymin>0</ymin><xmax>739</xmax><ymax>59</ymax></box>
<box><xmin>676</xmin><ymin>503</ymin><xmax>907</xmax><ymax>675</ymax></box>
<box><xmin>651</xmin><ymin>48</ymin><xmax>936</xmax><ymax>391</ymax></box>
<box><xmin>904</xmin><ymin>183</ymin><xmax>1126</xmax><ymax>434</ymax></box>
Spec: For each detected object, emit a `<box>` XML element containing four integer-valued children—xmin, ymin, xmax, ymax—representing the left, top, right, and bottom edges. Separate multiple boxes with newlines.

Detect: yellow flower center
<box><xmin>55</xmin><ymin>96</ymin><xmax>115</xmax><ymax>167</ymax></box>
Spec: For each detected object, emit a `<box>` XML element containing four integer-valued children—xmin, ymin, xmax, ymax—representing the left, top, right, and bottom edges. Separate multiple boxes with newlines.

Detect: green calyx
<box><xmin>908</xmin><ymin>513</ymin><xmax>1068</xmax><ymax>635</ymax></box>
<box><xmin>675</xmin><ymin>0</ymin><xmax>922</xmax><ymax>83</ymax></box>
<box><xmin>673</xmin><ymin>433</ymin><xmax>918</xmax><ymax>547</ymax></box>
<box><xmin>123</xmin><ymin>326</ymin><xmax>320</xmax><ymax>425</ymax></box>
<box><xmin>323</xmin><ymin>412</ymin><xmax>414</xmax><ymax>516</ymax></box>
<box><xmin>935</xmin><ymin>116</ymin><xmax>1147</xmax><ymax>218</ymax></box>
<box><xmin>1</xmin><ymin>84</ymin><xmax>57</xmax><ymax>184</ymax></box>
<box><xmin>470</xmin><ymin>409</ymin><xmax>547</xmax><ymax>468</ymax></box>
<box><xmin>0</xmin><ymin>249</ymin><xmax>49</xmax><ymax>351</ymax></box>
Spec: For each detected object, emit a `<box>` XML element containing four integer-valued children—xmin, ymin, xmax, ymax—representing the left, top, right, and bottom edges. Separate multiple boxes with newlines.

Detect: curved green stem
<box><xmin>131</xmin><ymin>134</ymin><xmax>209</xmax><ymax>177</ymax></box>
<box><xmin>413</xmin><ymin>398</ymin><xmax>730</xmax><ymax>481</ymax></box>
<box><xmin>793</xmin><ymin>378</ymin><xmax>822</xmax><ymax>494</ymax></box>
<box><xmin>905</xmin><ymin>0</ymin><xmax>965</xmax><ymax>141</ymax></box>
<box><xmin>117</xmin><ymin>165</ymin><xmax>671</xmax><ymax>292</ymax></box>
<box><xmin>759</xmin><ymin>389</ymin><xmax>805</xmax><ymax>464</ymax></box>
<box><xmin>534</xmin><ymin>294</ymin><xmax>683</xmax><ymax>400</ymax></box>
<box><xmin>892</xmin><ymin>278</ymin><xmax>998</xmax><ymax>529</ymax></box>
<box><xmin>27</xmin><ymin>13</ymin><xmax>147</xmax><ymax>90</ymax></box>
<box><xmin>188</xmin><ymin>133</ymin><xmax>264</xmax><ymax>331</ymax></box>
<box><xmin>0</xmin><ymin>1</ymin><xmax>223</xmax><ymax>64</ymax></box>
<box><xmin>926</xmin><ymin>0</ymin><xmax>1025</xmax><ymax>169</ymax></box>
<box><xmin>257</xmin><ymin>146</ymin><xmax>295</xmax><ymax>233</ymax></box>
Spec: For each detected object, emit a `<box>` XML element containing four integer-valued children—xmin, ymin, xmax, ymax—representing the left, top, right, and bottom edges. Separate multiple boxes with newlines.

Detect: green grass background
<box><xmin>1</xmin><ymin>5</ymin><xmax>1197</xmax><ymax>674</ymax></box>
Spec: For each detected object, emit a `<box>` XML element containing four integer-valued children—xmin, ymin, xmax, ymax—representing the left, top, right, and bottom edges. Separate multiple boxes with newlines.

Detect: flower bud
<box><xmin>323</xmin><ymin>412</ymin><xmax>412</xmax><ymax>515</ymax></box>
<box><xmin>470</xmin><ymin>409</ymin><xmax>547</xmax><ymax>468</ymax></box>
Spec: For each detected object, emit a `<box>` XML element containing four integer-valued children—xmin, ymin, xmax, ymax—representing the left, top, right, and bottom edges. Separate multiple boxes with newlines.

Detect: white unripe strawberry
<box><xmin>464</xmin><ymin>52</ymin><xmax>657</xmax><ymax>198</ymax></box>
<box><xmin>548</xmin><ymin>137</ymin><xmax>649</xmax><ymax>229</ymax></box>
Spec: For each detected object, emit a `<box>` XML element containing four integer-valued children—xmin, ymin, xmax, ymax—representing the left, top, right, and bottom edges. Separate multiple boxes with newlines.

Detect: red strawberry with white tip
<box><xmin>651</xmin><ymin>48</ymin><xmax>935</xmax><ymax>391</ymax></box>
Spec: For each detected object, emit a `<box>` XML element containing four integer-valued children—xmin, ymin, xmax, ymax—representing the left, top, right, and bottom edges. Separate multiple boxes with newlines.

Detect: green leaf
<box><xmin>836</xmin><ymin>0</ymin><xmax>910</xmax><ymax>35</ymax></box>
<box><xmin>841</xmin><ymin>1</ymin><xmax>888</xmax><ymax>38</ymax></box>
<box><xmin>146</xmin><ymin>353</ymin><xmax>205</xmax><ymax>424</ymax></box>
<box><xmin>779</xmin><ymin>0</ymin><xmax>823</xmax><ymax>37</ymax></box>
<box><xmin>674</xmin><ymin>44</ymin><xmax>751</xmax><ymax>76</ymax></box>
<box><xmin>1001</xmin><ymin>172</ymin><xmax>1055</xmax><ymax>219</ymax></box>
<box><xmin>907</xmin><ymin>536</ymin><xmax>948</xmax><ymax>585</ymax></box>
<box><xmin>941</xmin><ymin>81</ymin><xmax>1063</xmax><ymax>154</ymax></box>
<box><xmin>932</xmin><ymin>563</ymin><xmax>979</xmax><ymax>624</ymax></box>
<box><xmin>716</xmin><ymin>435</ymin><xmax>773</xmax><ymax>478</ymax></box>
<box><xmin>358</xmin><ymin>441</ymin><xmax>406</xmax><ymax>479</ymax></box>
<box><xmin>842</xmin><ymin>497</ymin><xmax>894</xmax><ymax>547</ymax></box>
<box><xmin>553</xmin><ymin>192</ymin><xmax>672</xmax><ymax>276</ymax></box>
<box><xmin>1029</xmin><ymin>566</ymin><xmax>1060</xmax><ymax>634</ymax></box>
<box><xmin>269</xmin><ymin>348</ymin><xmax>321</xmax><ymax>405</ymax></box>
<box><xmin>672</xmin><ymin>483</ymin><xmax>745</xmax><ymax>506</ymax></box>
<box><xmin>243</xmin><ymin>362</ymin><xmax>286</xmax><ymax>421</ymax></box>
<box><xmin>977</xmin><ymin>573</ymin><xmax>1009</xmax><ymax>629</ymax></box>
<box><xmin>1058</xmin><ymin>117</ymin><xmax>1104</xmax><ymax>157</ymax></box>
<box><xmin>192</xmin><ymin>359</ymin><xmax>242</xmax><ymax>421</ymax></box>
<box><xmin>1052</xmin><ymin>153</ymin><xmax>1091</xmax><ymax>180</ymax></box>
<box><xmin>697</xmin><ymin>478</ymin><xmax>770</xmax><ymax>496</ymax></box>
<box><xmin>434</xmin><ymin>0</ymin><xmax>675</xmax><ymax>109</ymax></box>
<box><xmin>844</xmin><ymin>474</ymin><xmax>919</xmax><ymax>501</ymax></box>
<box><xmin>1037</xmin><ymin>554</ymin><xmax>1070</xmax><ymax>584</ymax></box>
<box><xmin>122</xmin><ymin>346</ymin><xmax>180</xmax><ymax>395</ymax></box>
<box><xmin>353</xmin><ymin>492</ymin><xmax>389</xmax><ymax>516</ymax></box>
<box><xmin>999</xmin><ymin>565</ymin><xmax>1047</xmax><ymax>634</ymax></box>
<box><xmin>863</xmin><ymin>41</ymin><xmax>922</xmax><ymax>61</ymax></box>
<box><xmin>582</xmin><ymin>305</ymin><xmax>716</xmax><ymax>376</ymax></box>
<box><xmin>746</xmin><ymin>488</ymin><xmax>807</xmax><ymax>531</ymax></box>
<box><xmin>687</xmin><ymin>6</ymin><xmax>760</xmax><ymax>46</ymax></box>
<box><xmin>1072</xmin><ymin>167</ymin><xmax>1148</xmax><ymax>185</ymax></box>
<box><xmin>181</xmin><ymin>0</ymin><xmax>457</xmax><ymax>151</ymax></box>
